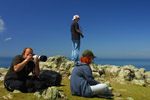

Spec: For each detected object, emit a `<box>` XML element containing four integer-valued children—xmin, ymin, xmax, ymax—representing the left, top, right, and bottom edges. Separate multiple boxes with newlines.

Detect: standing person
<box><xmin>71</xmin><ymin>15</ymin><xmax>84</xmax><ymax>63</ymax></box>
<box><xmin>70</xmin><ymin>50</ymin><xmax>113</xmax><ymax>98</ymax></box>
<box><xmin>4</xmin><ymin>47</ymin><xmax>42</xmax><ymax>93</ymax></box>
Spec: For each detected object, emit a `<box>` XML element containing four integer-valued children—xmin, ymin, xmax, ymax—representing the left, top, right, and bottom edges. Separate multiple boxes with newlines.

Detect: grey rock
<box><xmin>126</xmin><ymin>97</ymin><xmax>134</xmax><ymax>100</ymax></box>
<box><xmin>114</xmin><ymin>97</ymin><xmax>124</xmax><ymax>100</ymax></box>
<box><xmin>3</xmin><ymin>94</ymin><xmax>13</xmax><ymax>100</ymax></box>
<box><xmin>6</xmin><ymin>94</ymin><xmax>13</xmax><ymax>99</ymax></box>
<box><xmin>42</xmin><ymin>87</ymin><xmax>59</xmax><ymax>100</ymax></box>
<box><xmin>139</xmin><ymin>68</ymin><xmax>146</xmax><ymax>74</ymax></box>
<box><xmin>98</xmin><ymin>68</ymin><xmax>105</xmax><ymax>76</ymax></box>
<box><xmin>118</xmin><ymin>69</ymin><xmax>132</xmax><ymax>81</ymax></box>
<box><xmin>132</xmin><ymin>79</ymin><xmax>145</xmax><ymax>86</ymax></box>
<box><xmin>59</xmin><ymin>91</ymin><xmax>68</xmax><ymax>100</ymax></box>
<box><xmin>122</xmin><ymin>65</ymin><xmax>138</xmax><ymax>72</ymax></box>
<box><xmin>0</xmin><ymin>68</ymin><xmax>8</xmax><ymax>73</ymax></box>
<box><xmin>144</xmin><ymin>72</ymin><xmax>150</xmax><ymax>84</ymax></box>
<box><xmin>0</xmin><ymin>68</ymin><xmax>8</xmax><ymax>81</ymax></box>
<box><xmin>145</xmin><ymin>78</ymin><xmax>150</xmax><ymax>84</ymax></box>
<box><xmin>60</xmin><ymin>61</ymin><xmax>74</xmax><ymax>72</ymax></box>
<box><xmin>108</xmin><ymin>87</ymin><xmax>114</xmax><ymax>91</ymax></box>
<box><xmin>46</xmin><ymin>56</ymin><xmax>69</xmax><ymax>65</ymax></box>
<box><xmin>34</xmin><ymin>86</ymin><xmax>68</xmax><ymax>100</ymax></box>
<box><xmin>34</xmin><ymin>91</ymin><xmax>42</xmax><ymax>98</ymax></box>
<box><xmin>40</xmin><ymin>56</ymin><xmax>150</xmax><ymax>87</ymax></box>
<box><xmin>92</xmin><ymin>72</ymin><xmax>100</xmax><ymax>78</ymax></box>
<box><xmin>134</xmin><ymin>71</ymin><xmax>144</xmax><ymax>80</ymax></box>
<box><xmin>13</xmin><ymin>90</ymin><xmax>21</xmax><ymax>93</ymax></box>
<box><xmin>90</xmin><ymin>63</ymin><xmax>99</xmax><ymax>72</ymax></box>
<box><xmin>2</xmin><ymin>96</ymin><xmax>8</xmax><ymax>100</ymax></box>
<box><xmin>48</xmin><ymin>62</ymin><xmax>57</xmax><ymax>68</ymax></box>
<box><xmin>0</xmin><ymin>76</ymin><xmax>4</xmax><ymax>81</ymax></box>
<box><xmin>110</xmin><ymin>66</ymin><xmax>121</xmax><ymax>77</ymax></box>
<box><xmin>113</xmin><ymin>92</ymin><xmax>122</xmax><ymax>97</ymax></box>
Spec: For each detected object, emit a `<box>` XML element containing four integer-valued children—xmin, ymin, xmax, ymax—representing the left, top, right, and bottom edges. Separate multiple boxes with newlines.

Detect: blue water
<box><xmin>0</xmin><ymin>57</ymin><xmax>150</xmax><ymax>71</ymax></box>
<box><xmin>0</xmin><ymin>57</ymin><xmax>13</xmax><ymax>68</ymax></box>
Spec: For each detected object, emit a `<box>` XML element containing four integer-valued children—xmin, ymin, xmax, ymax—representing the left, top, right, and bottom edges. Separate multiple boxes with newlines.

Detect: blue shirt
<box><xmin>70</xmin><ymin>63</ymin><xmax>100</xmax><ymax>97</ymax></box>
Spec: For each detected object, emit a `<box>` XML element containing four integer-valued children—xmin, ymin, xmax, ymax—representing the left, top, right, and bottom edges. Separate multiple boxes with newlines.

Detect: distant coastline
<box><xmin>0</xmin><ymin>56</ymin><xmax>150</xmax><ymax>71</ymax></box>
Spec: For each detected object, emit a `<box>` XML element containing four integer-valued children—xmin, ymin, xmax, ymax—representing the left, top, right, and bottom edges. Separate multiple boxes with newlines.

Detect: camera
<box><xmin>33</xmin><ymin>54</ymin><xmax>47</xmax><ymax>62</ymax></box>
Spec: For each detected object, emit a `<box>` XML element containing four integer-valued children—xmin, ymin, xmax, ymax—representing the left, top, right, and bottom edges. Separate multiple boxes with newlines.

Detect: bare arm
<box><xmin>14</xmin><ymin>54</ymin><xmax>32</xmax><ymax>72</ymax></box>
<box><xmin>76</xmin><ymin>29</ymin><xmax>82</xmax><ymax>34</ymax></box>
<box><xmin>33</xmin><ymin>58</ymin><xmax>40</xmax><ymax>76</ymax></box>
<box><xmin>76</xmin><ymin>29</ymin><xmax>84</xmax><ymax>38</ymax></box>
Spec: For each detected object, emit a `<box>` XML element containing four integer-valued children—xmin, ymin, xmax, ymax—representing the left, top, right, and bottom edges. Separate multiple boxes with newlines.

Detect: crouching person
<box><xmin>70</xmin><ymin>50</ymin><xmax>112</xmax><ymax>98</ymax></box>
<box><xmin>4</xmin><ymin>47</ymin><xmax>42</xmax><ymax>93</ymax></box>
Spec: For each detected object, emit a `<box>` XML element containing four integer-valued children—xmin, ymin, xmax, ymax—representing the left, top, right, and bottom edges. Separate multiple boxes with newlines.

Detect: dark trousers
<box><xmin>4</xmin><ymin>76</ymin><xmax>42</xmax><ymax>93</ymax></box>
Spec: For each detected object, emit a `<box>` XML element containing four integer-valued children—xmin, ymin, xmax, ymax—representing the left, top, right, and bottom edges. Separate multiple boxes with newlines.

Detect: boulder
<box><xmin>109</xmin><ymin>66</ymin><xmax>121</xmax><ymax>77</ymax></box>
<box><xmin>118</xmin><ymin>69</ymin><xmax>134</xmax><ymax>81</ymax></box>
<box><xmin>90</xmin><ymin>63</ymin><xmax>99</xmax><ymax>72</ymax></box>
<box><xmin>131</xmin><ymin>79</ymin><xmax>145</xmax><ymax>86</ymax></box>
<box><xmin>0</xmin><ymin>68</ymin><xmax>8</xmax><ymax>81</ymax></box>
<box><xmin>122</xmin><ymin>65</ymin><xmax>138</xmax><ymax>72</ymax></box>
<box><xmin>139</xmin><ymin>68</ymin><xmax>146</xmax><ymax>74</ymax></box>
<box><xmin>92</xmin><ymin>72</ymin><xmax>100</xmax><ymax>78</ymax></box>
<box><xmin>46</xmin><ymin>56</ymin><xmax>69</xmax><ymax>65</ymax></box>
<box><xmin>144</xmin><ymin>72</ymin><xmax>150</xmax><ymax>84</ymax></box>
<box><xmin>59</xmin><ymin>61</ymin><xmax>74</xmax><ymax>71</ymax></box>
<box><xmin>134</xmin><ymin>71</ymin><xmax>144</xmax><ymax>80</ymax></box>
<box><xmin>126</xmin><ymin>97</ymin><xmax>134</xmax><ymax>100</ymax></box>
<box><xmin>42</xmin><ymin>87</ymin><xmax>59</xmax><ymax>100</ymax></box>
<box><xmin>2</xmin><ymin>94</ymin><xmax>13</xmax><ymax>100</ymax></box>
<box><xmin>34</xmin><ymin>87</ymin><xmax>68</xmax><ymax>100</ymax></box>
<box><xmin>0</xmin><ymin>68</ymin><xmax>8</xmax><ymax>73</ymax></box>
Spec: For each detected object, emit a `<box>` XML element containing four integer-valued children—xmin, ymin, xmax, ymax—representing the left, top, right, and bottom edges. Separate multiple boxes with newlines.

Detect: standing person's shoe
<box><xmin>75</xmin><ymin>61</ymin><xmax>81</xmax><ymax>65</ymax></box>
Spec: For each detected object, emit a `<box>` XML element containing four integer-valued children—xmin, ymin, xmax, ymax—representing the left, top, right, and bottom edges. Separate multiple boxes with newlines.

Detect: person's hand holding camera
<box><xmin>32</xmin><ymin>55</ymin><xmax>39</xmax><ymax>65</ymax></box>
<box><xmin>34</xmin><ymin>57</ymin><xmax>39</xmax><ymax>65</ymax></box>
<box><xmin>26</xmin><ymin>54</ymin><xmax>33</xmax><ymax>61</ymax></box>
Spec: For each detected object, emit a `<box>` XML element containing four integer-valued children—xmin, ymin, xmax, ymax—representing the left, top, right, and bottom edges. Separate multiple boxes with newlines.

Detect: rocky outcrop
<box><xmin>97</xmin><ymin>65</ymin><xmax>149</xmax><ymax>86</ymax></box>
<box><xmin>39</xmin><ymin>56</ymin><xmax>75</xmax><ymax>76</ymax></box>
<box><xmin>1</xmin><ymin>87</ymin><xmax>68</xmax><ymax>100</ymax></box>
<box><xmin>34</xmin><ymin>87</ymin><xmax>68</xmax><ymax>100</ymax></box>
<box><xmin>0</xmin><ymin>55</ymin><xmax>150</xmax><ymax>100</ymax></box>
<box><xmin>39</xmin><ymin>56</ymin><xmax>150</xmax><ymax>87</ymax></box>
<box><xmin>1</xmin><ymin>56</ymin><xmax>150</xmax><ymax>86</ymax></box>
<box><xmin>0</xmin><ymin>68</ymin><xmax>8</xmax><ymax>81</ymax></box>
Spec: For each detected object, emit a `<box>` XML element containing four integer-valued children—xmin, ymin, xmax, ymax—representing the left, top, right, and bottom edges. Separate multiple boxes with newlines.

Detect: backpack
<box><xmin>39</xmin><ymin>70</ymin><xmax>62</xmax><ymax>87</ymax></box>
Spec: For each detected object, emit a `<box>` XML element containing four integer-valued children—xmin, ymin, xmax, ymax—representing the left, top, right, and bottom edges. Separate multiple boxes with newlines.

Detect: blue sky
<box><xmin>0</xmin><ymin>0</ymin><xmax>150</xmax><ymax>58</ymax></box>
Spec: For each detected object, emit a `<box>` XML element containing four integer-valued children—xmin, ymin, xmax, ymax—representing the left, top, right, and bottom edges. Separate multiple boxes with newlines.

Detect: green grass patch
<box><xmin>111</xmin><ymin>81</ymin><xmax>150</xmax><ymax>100</ymax></box>
<box><xmin>0</xmin><ymin>77</ymin><xmax>150</xmax><ymax>100</ymax></box>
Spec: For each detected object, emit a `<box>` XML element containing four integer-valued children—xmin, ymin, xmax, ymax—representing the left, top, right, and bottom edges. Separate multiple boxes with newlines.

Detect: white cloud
<box><xmin>0</xmin><ymin>18</ymin><xmax>5</xmax><ymax>32</ymax></box>
<box><xmin>5</xmin><ymin>37</ymin><xmax>12</xmax><ymax>41</ymax></box>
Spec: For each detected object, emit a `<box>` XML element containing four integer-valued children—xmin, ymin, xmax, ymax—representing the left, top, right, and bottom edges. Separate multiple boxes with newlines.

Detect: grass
<box><xmin>111</xmin><ymin>81</ymin><xmax>150</xmax><ymax>100</ymax></box>
<box><xmin>0</xmin><ymin>77</ymin><xmax>150</xmax><ymax>100</ymax></box>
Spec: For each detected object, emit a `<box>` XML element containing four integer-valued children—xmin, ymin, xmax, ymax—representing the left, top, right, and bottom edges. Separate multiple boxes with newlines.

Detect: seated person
<box><xmin>70</xmin><ymin>49</ymin><xmax>112</xmax><ymax>98</ymax></box>
<box><xmin>4</xmin><ymin>47</ymin><xmax>42</xmax><ymax>93</ymax></box>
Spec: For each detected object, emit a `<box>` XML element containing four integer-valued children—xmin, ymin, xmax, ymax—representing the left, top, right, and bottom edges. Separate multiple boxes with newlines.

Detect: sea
<box><xmin>0</xmin><ymin>57</ymin><xmax>150</xmax><ymax>71</ymax></box>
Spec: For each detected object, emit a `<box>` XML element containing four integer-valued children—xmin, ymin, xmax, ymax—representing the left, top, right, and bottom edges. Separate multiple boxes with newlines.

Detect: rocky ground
<box><xmin>0</xmin><ymin>56</ymin><xmax>150</xmax><ymax>100</ymax></box>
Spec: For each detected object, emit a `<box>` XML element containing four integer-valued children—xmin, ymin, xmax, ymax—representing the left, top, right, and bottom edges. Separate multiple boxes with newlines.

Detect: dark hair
<box><xmin>22</xmin><ymin>47</ymin><xmax>33</xmax><ymax>56</ymax></box>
